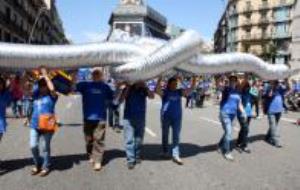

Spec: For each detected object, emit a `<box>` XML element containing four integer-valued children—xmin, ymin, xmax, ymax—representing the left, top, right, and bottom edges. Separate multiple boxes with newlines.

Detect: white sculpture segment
<box><xmin>0</xmin><ymin>29</ymin><xmax>299</xmax><ymax>82</ymax></box>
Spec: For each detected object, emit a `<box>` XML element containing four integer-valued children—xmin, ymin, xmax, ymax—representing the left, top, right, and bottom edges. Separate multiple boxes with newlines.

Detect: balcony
<box><xmin>258</xmin><ymin>17</ymin><xmax>271</xmax><ymax>25</ymax></box>
<box><xmin>272</xmin><ymin>32</ymin><xmax>292</xmax><ymax>39</ymax></box>
<box><xmin>273</xmin><ymin>16</ymin><xmax>292</xmax><ymax>23</ymax></box>
<box><xmin>259</xmin><ymin>2</ymin><xmax>270</xmax><ymax>10</ymax></box>
<box><xmin>241</xmin><ymin>33</ymin><xmax>272</xmax><ymax>41</ymax></box>
<box><xmin>243</xmin><ymin>5</ymin><xmax>253</xmax><ymax>13</ymax></box>
<box><xmin>273</xmin><ymin>0</ymin><xmax>294</xmax><ymax>8</ymax></box>
<box><xmin>241</xmin><ymin>19</ymin><xmax>253</xmax><ymax>27</ymax></box>
<box><xmin>228</xmin><ymin>9</ymin><xmax>239</xmax><ymax>17</ymax></box>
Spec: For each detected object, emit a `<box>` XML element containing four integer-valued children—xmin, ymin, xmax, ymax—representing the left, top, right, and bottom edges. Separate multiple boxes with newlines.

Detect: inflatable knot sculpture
<box><xmin>0</xmin><ymin>30</ymin><xmax>299</xmax><ymax>82</ymax></box>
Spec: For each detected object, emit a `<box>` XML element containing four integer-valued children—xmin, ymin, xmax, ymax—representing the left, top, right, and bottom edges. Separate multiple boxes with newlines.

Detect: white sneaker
<box><xmin>224</xmin><ymin>153</ymin><xmax>234</xmax><ymax>161</ymax></box>
<box><xmin>172</xmin><ymin>157</ymin><xmax>184</xmax><ymax>165</ymax></box>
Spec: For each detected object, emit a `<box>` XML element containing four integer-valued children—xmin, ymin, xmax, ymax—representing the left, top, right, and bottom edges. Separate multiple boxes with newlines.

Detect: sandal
<box><xmin>31</xmin><ymin>167</ymin><xmax>41</xmax><ymax>176</ymax></box>
<box><xmin>39</xmin><ymin>169</ymin><xmax>50</xmax><ymax>177</ymax></box>
<box><xmin>93</xmin><ymin>162</ymin><xmax>102</xmax><ymax>171</ymax></box>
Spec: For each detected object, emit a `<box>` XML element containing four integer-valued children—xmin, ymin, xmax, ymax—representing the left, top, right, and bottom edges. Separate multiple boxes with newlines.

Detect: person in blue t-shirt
<box><xmin>218</xmin><ymin>75</ymin><xmax>246</xmax><ymax>161</ymax></box>
<box><xmin>76</xmin><ymin>69</ymin><xmax>113</xmax><ymax>171</ymax></box>
<box><xmin>29</xmin><ymin>67</ymin><xmax>58</xmax><ymax>177</ymax></box>
<box><xmin>0</xmin><ymin>76</ymin><xmax>12</xmax><ymax>143</ymax></box>
<box><xmin>236</xmin><ymin>79</ymin><xmax>253</xmax><ymax>153</ymax></box>
<box><xmin>107</xmin><ymin>78</ymin><xmax>122</xmax><ymax>133</ymax></box>
<box><xmin>120</xmin><ymin>81</ymin><xmax>154</xmax><ymax>169</ymax></box>
<box><xmin>156</xmin><ymin>76</ymin><xmax>196</xmax><ymax>165</ymax></box>
<box><xmin>263</xmin><ymin>80</ymin><xmax>287</xmax><ymax>148</ymax></box>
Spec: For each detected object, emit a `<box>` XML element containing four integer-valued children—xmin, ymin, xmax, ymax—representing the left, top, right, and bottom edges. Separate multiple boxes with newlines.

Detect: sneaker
<box><xmin>172</xmin><ymin>157</ymin><xmax>184</xmax><ymax>165</ymax></box>
<box><xmin>223</xmin><ymin>153</ymin><xmax>234</xmax><ymax>161</ymax></box>
<box><xmin>93</xmin><ymin>162</ymin><xmax>102</xmax><ymax>171</ymax></box>
<box><xmin>272</xmin><ymin>142</ymin><xmax>283</xmax><ymax>149</ymax></box>
<box><xmin>88</xmin><ymin>157</ymin><xmax>95</xmax><ymax>164</ymax></box>
<box><xmin>241</xmin><ymin>147</ymin><xmax>251</xmax><ymax>154</ymax></box>
<box><xmin>127</xmin><ymin>162</ymin><xmax>135</xmax><ymax>170</ymax></box>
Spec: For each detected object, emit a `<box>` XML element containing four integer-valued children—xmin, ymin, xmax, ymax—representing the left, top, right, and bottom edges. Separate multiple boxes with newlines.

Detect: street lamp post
<box><xmin>28</xmin><ymin>6</ymin><xmax>48</xmax><ymax>44</ymax></box>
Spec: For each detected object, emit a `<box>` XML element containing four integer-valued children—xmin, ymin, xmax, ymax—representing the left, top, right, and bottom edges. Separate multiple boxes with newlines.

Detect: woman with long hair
<box><xmin>0</xmin><ymin>76</ymin><xmax>11</xmax><ymax>143</ymax></box>
<box><xmin>30</xmin><ymin>67</ymin><xmax>58</xmax><ymax>177</ymax></box>
<box><xmin>218</xmin><ymin>75</ymin><xmax>246</xmax><ymax>161</ymax></box>
<box><xmin>236</xmin><ymin>79</ymin><xmax>253</xmax><ymax>153</ymax></box>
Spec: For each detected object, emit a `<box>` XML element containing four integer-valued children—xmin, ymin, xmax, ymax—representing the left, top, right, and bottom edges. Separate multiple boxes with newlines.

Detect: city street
<box><xmin>0</xmin><ymin>95</ymin><xmax>299</xmax><ymax>190</ymax></box>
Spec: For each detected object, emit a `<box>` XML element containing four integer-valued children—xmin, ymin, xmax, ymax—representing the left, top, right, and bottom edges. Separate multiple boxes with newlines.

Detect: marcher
<box><xmin>263</xmin><ymin>80</ymin><xmax>288</xmax><ymax>148</ymax></box>
<box><xmin>30</xmin><ymin>68</ymin><xmax>58</xmax><ymax>177</ymax></box>
<box><xmin>250</xmin><ymin>80</ymin><xmax>260</xmax><ymax>118</ymax></box>
<box><xmin>236</xmin><ymin>79</ymin><xmax>253</xmax><ymax>153</ymax></box>
<box><xmin>0</xmin><ymin>76</ymin><xmax>12</xmax><ymax>143</ymax></box>
<box><xmin>107</xmin><ymin>78</ymin><xmax>122</xmax><ymax>132</ymax></box>
<box><xmin>10</xmin><ymin>75</ymin><xmax>23</xmax><ymax>118</ymax></box>
<box><xmin>156</xmin><ymin>76</ymin><xmax>196</xmax><ymax>165</ymax></box>
<box><xmin>120</xmin><ymin>81</ymin><xmax>154</xmax><ymax>169</ymax></box>
<box><xmin>22</xmin><ymin>80</ymin><xmax>34</xmax><ymax>126</ymax></box>
<box><xmin>218</xmin><ymin>75</ymin><xmax>246</xmax><ymax>161</ymax></box>
<box><xmin>76</xmin><ymin>69</ymin><xmax>113</xmax><ymax>171</ymax></box>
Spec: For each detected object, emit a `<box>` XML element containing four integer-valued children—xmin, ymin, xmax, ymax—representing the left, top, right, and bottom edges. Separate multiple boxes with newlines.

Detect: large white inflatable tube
<box><xmin>0</xmin><ymin>29</ymin><xmax>299</xmax><ymax>81</ymax></box>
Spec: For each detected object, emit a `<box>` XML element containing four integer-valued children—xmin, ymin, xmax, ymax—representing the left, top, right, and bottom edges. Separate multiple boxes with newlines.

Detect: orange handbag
<box><xmin>38</xmin><ymin>114</ymin><xmax>58</xmax><ymax>133</ymax></box>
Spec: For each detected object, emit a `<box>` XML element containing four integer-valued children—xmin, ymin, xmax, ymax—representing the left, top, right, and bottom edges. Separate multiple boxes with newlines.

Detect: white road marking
<box><xmin>281</xmin><ymin>117</ymin><xmax>297</xmax><ymax>123</ymax></box>
<box><xmin>199</xmin><ymin>117</ymin><xmax>221</xmax><ymax>126</ymax></box>
<box><xmin>146</xmin><ymin>127</ymin><xmax>157</xmax><ymax>138</ymax></box>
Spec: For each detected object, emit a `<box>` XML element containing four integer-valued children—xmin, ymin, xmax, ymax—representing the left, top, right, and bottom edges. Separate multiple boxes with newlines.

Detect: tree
<box><xmin>262</xmin><ymin>42</ymin><xmax>277</xmax><ymax>64</ymax></box>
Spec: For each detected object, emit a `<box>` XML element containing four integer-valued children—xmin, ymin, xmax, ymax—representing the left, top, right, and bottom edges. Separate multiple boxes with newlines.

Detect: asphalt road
<box><xmin>0</xmin><ymin>95</ymin><xmax>299</xmax><ymax>190</ymax></box>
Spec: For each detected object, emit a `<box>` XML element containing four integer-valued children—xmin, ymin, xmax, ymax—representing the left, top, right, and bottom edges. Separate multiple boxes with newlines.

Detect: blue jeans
<box><xmin>30</xmin><ymin>128</ymin><xmax>54</xmax><ymax>170</ymax></box>
<box><xmin>12</xmin><ymin>99</ymin><xmax>22</xmax><ymax>117</ymax></box>
<box><xmin>161</xmin><ymin>116</ymin><xmax>182</xmax><ymax>158</ymax></box>
<box><xmin>23</xmin><ymin>99</ymin><xmax>33</xmax><ymax>118</ymax></box>
<box><xmin>237</xmin><ymin>116</ymin><xmax>251</xmax><ymax>148</ymax></box>
<box><xmin>108</xmin><ymin>105</ymin><xmax>120</xmax><ymax>128</ymax></box>
<box><xmin>219</xmin><ymin>112</ymin><xmax>235</xmax><ymax>154</ymax></box>
<box><xmin>267</xmin><ymin>113</ymin><xmax>282</xmax><ymax>145</ymax></box>
<box><xmin>123</xmin><ymin>119</ymin><xmax>145</xmax><ymax>164</ymax></box>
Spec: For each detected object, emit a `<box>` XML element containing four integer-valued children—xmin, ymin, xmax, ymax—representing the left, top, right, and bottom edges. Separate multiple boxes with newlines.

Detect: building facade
<box><xmin>214</xmin><ymin>0</ymin><xmax>296</xmax><ymax>64</ymax></box>
<box><xmin>166</xmin><ymin>24</ymin><xmax>185</xmax><ymax>39</ymax></box>
<box><xmin>0</xmin><ymin>0</ymin><xmax>68</xmax><ymax>44</ymax></box>
<box><xmin>291</xmin><ymin>0</ymin><xmax>300</xmax><ymax>74</ymax></box>
<box><xmin>108</xmin><ymin>0</ymin><xmax>169</xmax><ymax>39</ymax></box>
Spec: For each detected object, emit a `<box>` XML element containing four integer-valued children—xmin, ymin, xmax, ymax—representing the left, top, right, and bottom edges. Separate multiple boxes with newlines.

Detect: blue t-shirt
<box><xmin>220</xmin><ymin>87</ymin><xmax>241</xmax><ymax>115</ymax></box>
<box><xmin>124</xmin><ymin>87</ymin><xmax>148</xmax><ymax>123</ymax></box>
<box><xmin>264</xmin><ymin>86</ymin><xmax>286</xmax><ymax>114</ymax></box>
<box><xmin>30</xmin><ymin>89</ymin><xmax>58</xmax><ymax>130</ymax></box>
<box><xmin>0</xmin><ymin>91</ymin><xmax>11</xmax><ymax>133</ymax></box>
<box><xmin>292</xmin><ymin>83</ymin><xmax>300</xmax><ymax>93</ymax></box>
<box><xmin>76</xmin><ymin>81</ymin><xmax>113</xmax><ymax>121</ymax></box>
<box><xmin>161</xmin><ymin>89</ymin><xmax>183</xmax><ymax>119</ymax></box>
<box><xmin>238</xmin><ymin>91</ymin><xmax>253</xmax><ymax>117</ymax></box>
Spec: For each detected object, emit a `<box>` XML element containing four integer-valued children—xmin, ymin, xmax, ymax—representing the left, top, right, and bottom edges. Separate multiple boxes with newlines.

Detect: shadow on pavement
<box><xmin>0</xmin><ymin>134</ymin><xmax>266</xmax><ymax>176</ymax></box>
<box><xmin>0</xmin><ymin>153</ymin><xmax>87</xmax><ymax>176</ymax></box>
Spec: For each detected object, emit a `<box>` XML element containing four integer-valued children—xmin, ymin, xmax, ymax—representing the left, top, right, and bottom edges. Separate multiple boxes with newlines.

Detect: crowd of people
<box><xmin>0</xmin><ymin>67</ymin><xmax>299</xmax><ymax>177</ymax></box>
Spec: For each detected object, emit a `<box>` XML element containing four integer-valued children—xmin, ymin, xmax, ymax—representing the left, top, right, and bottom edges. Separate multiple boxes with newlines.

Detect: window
<box><xmin>115</xmin><ymin>23</ymin><xmax>143</xmax><ymax>36</ymax></box>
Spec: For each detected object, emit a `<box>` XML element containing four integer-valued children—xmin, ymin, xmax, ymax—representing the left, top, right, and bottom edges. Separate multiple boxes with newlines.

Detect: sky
<box><xmin>56</xmin><ymin>0</ymin><xmax>227</xmax><ymax>43</ymax></box>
